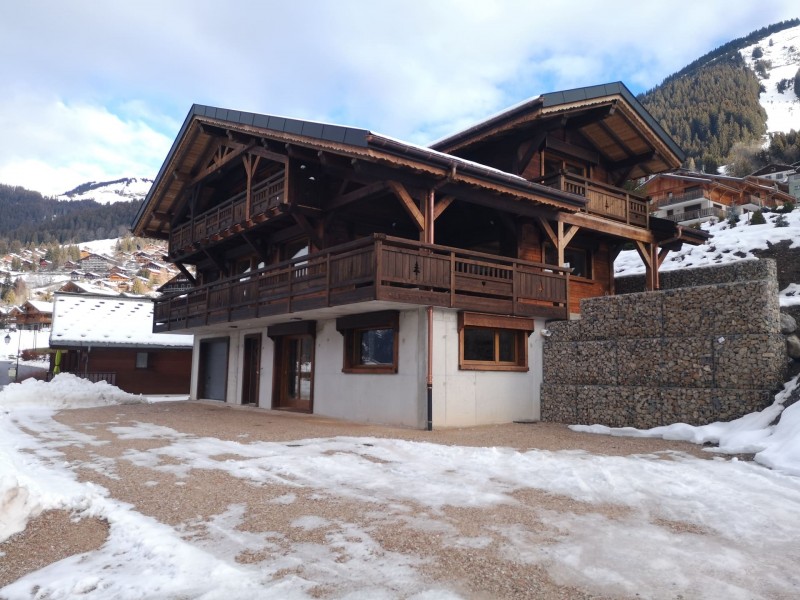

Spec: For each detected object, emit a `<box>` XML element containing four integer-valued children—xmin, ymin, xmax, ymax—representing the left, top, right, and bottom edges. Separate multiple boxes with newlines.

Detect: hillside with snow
<box><xmin>740</xmin><ymin>23</ymin><xmax>800</xmax><ymax>135</ymax></box>
<box><xmin>615</xmin><ymin>207</ymin><xmax>800</xmax><ymax>307</ymax></box>
<box><xmin>57</xmin><ymin>177</ymin><xmax>152</xmax><ymax>205</ymax></box>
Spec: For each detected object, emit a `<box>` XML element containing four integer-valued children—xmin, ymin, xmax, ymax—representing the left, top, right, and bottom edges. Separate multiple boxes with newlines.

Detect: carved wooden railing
<box><xmin>169</xmin><ymin>171</ymin><xmax>285</xmax><ymax>256</ymax></box>
<box><xmin>537</xmin><ymin>173</ymin><xmax>649</xmax><ymax>227</ymax></box>
<box><xmin>153</xmin><ymin>235</ymin><xmax>570</xmax><ymax>331</ymax></box>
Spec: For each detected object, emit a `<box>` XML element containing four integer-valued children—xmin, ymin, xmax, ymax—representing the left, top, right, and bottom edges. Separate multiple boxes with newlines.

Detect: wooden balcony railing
<box><xmin>650</xmin><ymin>189</ymin><xmax>705</xmax><ymax>209</ymax></box>
<box><xmin>537</xmin><ymin>173</ymin><xmax>649</xmax><ymax>228</ymax></box>
<box><xmin>169</xmin><ymin>171</ymin><xmax>285</xmax><ymax>257</ymax></box>
<box><xmin>154</xmin><ymin>235</ymin><xmax>570</xmax><ymax>331</ymax></box>
<box><xmin>661</xmin><ymin>206</ymin><xmax>726</xmax><ymax>223</ymax></box>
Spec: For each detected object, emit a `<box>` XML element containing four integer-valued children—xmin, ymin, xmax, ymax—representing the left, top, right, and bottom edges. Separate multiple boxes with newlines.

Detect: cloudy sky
<box><xmin>1</xmin><ymin>1</ymin><xmax>797</xmax><ymax>196</ymax></box>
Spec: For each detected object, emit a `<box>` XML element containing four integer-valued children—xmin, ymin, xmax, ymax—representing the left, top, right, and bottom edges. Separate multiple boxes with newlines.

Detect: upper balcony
<box><xmin>536</xmin><ymin>172</ymin><xmax>649</xmax><ymax>228</ymax></box>
<box><xmin>169</xmin><ymin>171</ymin><xmax>286</xmax><ymax>259</ymax></box>
<box><xmin>153</xmin><ymin>234</ymin><xmax>570</xmax><ymax>332</ymax></box>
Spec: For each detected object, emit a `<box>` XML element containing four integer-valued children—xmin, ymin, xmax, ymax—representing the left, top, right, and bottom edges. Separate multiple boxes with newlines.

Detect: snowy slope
<box><xmin>615</xmin><ymin>208</ymin><xmax>800</xmax><ymax>306</ymax></box>
<box><xmin>740</xmin><ymin>24</ymin><xmax>800</xmax><ymax>134</ymax></box>
<box><xmin>57</xmin><ymin>177</ymin><xmax>152</xmax><ymax>205</ymax></box>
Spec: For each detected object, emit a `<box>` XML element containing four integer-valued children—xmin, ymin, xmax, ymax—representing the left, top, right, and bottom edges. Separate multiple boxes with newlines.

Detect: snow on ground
<box><xmin>2</xmin><ymin>379</ymin><xmax>800</xmax><ymax>598</ymax></box>
<box><xmin>615</xmin><ymin>208</ymin><xmax>800</xmax><ymax>278</ymax></box>
<box><xmin>572</xmin><ymin>375</ymin><xmax>800</xmax><ymax>476</ymax></box>
<box><xmin>740</xmin><ymin>24</ymin><xmax>800</xmax><ymax>134</ymax></box>
<box><xmin>78</xmin><ymin>237</ymin><xmax>120</xmax><ymax>256</ymax></box>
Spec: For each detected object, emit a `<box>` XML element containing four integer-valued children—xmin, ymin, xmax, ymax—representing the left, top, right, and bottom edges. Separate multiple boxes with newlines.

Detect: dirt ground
<box><xmin>1</xmin><ymin>401</ymin><xmax>715</xmax><ymax>598</ymax></box>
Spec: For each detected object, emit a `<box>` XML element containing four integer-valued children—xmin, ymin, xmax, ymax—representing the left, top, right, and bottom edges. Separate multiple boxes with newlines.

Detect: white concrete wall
<box><xmin>431</xmin><ymin>309</ymin><xmax>545</xmax><ymax>428</ymax></box>
<box><xmin>313</xmin><ymin>310</ymin><xmax>425</xmax><ymax>427</ymax></box>
<box><xmin>189</xmin><ymin>307</ymin><xmax>545</xmax><ymax>429</ymax></box>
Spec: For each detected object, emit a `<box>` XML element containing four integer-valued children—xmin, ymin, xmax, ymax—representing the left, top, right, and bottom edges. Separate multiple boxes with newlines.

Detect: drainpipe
<box><xmin>426</xmin><ymin>188</ymin><xmax>435</xmax><ymax>431</ymax></box>
<box><xmin>426</xmin><ymin>306</ymin><xmax>433</xmax><ymax>431</ymax></box>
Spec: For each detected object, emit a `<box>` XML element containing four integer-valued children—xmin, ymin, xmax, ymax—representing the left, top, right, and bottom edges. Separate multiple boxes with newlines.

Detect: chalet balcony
<box><xmin>662</xmin><ymin>206</ymin><xmax>726</xmax><ymax>223</ymax></box>
<box><xmin>537</xmin><ymin>173</ymin><xmax>649</xmax><ymax>228</ymax></box>
<box><xmin>169</xmin><ymin>171</ymin><xmax>285</xmax><ymax>258</ymax></box>
<box><xmin>651</xmin><ymin>189</ymin><xmax>705</xmax><ymax>209</ymax></box>
<box><xmin>153</xmin><ymin>234</ymin><xmax>571</xmax><ymax>331</ymax></box>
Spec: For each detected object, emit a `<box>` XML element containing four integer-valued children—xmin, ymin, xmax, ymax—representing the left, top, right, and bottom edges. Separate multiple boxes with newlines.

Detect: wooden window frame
<box><xmin>458</xmin><ymin>312</ymin><xmax>533</xmax><ymax>372</ymax></box>
<box><xmin>543</xmin><ymin>241</ymin><xmax>592</xmax><ymax>280</ymax></box>
<box><xmin>336</xmin><ymin>311</ymin><xmax>399</xmax><ymax>375</ymax></box>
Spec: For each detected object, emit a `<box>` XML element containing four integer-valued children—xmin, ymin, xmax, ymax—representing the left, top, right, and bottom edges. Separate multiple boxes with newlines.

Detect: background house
<box><xmin>644</xmin><ymin>169</ymin><xmax>794</xmax><ymax>225</ymax></box>
<box><xmin>17</xmin><ymin>300</ymin><xmax>53</xmax><ymax>330</ymax></box>
<box><xmin>49</xmin><ymin>292</ymin><xmax>193</xmax><ymax>394</ymax></box>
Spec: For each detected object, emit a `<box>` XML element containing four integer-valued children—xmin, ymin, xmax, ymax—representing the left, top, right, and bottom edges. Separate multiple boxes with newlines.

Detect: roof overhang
<box><xmin>132</xmin><ymin>105</ymin><xmax>589</xmax><ymax>239</ymax></box>
<box><xmin>431</xmin><ymin>82</ymin><xmax>685</xmax><ymax>180</ymax></box>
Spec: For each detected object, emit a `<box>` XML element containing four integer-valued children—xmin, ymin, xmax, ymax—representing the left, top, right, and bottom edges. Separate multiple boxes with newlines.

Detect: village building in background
<box><xmin>48</xmin><ymin>292</ymin><xmax>192</xmax><ymax>394</ymax></box>
<box><xmin>643</xmin><ymin>169</ymin><xmax>795</xmax><ymax>225</ymax></box>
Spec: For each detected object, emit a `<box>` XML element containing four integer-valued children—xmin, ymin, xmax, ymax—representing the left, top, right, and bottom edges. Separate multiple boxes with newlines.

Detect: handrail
<box><xmin>162</xmin><ymin>234</ymin><xmax>570</xmax><ymax>298</ymax></box>
<box><xmin>154</xmin><ymin>234</ymin><xmax>571</xmax><ymax>327</ymax></box>
<box><xmin>534</xmin><ymin>172</ymin><xmax>649</xmax><ymax>227</ymax></box>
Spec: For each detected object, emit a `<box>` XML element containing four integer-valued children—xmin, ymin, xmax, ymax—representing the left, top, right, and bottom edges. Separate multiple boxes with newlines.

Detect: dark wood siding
<box><xmin>55</xmin><ymin>348</ymin><xmax>192</xmax><ymax>395</ymax></box>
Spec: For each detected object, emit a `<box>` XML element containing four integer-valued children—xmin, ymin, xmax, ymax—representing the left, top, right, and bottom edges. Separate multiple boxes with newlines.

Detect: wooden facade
<box><xmin>52</xmin><ymin>347</ymin><xmax>192</xmax><ymax>395</ymax></box>
<box><xmin>135</xmin><ymin>84</ymin><xmax>704</xmax><ymax>327</ymax></box>
<box><xmin>17</xmin><ymin>301</ymin><xmax>53</xmax><ymax>330</ymax></box>
<box><xmin>131</xmin><ymin>83</ymin><xmax>708</xmax><ymax>425</ymax></box>
<box><xmin>645</xmin><ymin>170</ymin><xmax>794</xmax><ymax>224</ymax></box>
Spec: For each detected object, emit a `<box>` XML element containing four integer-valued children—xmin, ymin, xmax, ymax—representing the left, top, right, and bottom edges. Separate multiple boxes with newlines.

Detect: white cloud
<box><xmin>0</xmin><ymin>0</ymin><xmax>797</xmax><ymax>195</ymax></box>
<box><xmin>0</xmin><ymin>88</ymin><xmax>173</xmax><ymax>195</ymax></box>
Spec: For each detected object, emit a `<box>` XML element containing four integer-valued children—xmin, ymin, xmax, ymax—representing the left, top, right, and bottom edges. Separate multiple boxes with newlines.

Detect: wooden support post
<box><xmin>242</xmin><ymin>153</ymin><xmax>261</xmax><ymax>221</ymax></box>
<box><xmin>425</xmin><ymin>189</ymin><xmax>435</xmax><ymax>244</ymax></box>
<box><xmin>635</xmin><ymin>241</ymin><xmax>660</xmax><ymax>291</ymax></box>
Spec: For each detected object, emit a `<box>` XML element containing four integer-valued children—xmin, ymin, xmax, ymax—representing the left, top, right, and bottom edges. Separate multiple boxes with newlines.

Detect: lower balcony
<box><xmin>154</xmin><ymin>235</ymin><xmax>570</xmax><ymax>331</ymax></box>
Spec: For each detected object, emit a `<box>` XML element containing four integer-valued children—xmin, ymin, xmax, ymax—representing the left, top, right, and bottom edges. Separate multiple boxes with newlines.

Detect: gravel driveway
<box><xmin>0</xmin><ymin>400</ymin><xmax>756</xmax><ymax>599</ymax></box>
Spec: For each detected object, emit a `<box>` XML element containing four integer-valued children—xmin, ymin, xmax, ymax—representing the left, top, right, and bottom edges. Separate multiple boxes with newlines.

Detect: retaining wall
<box><xmin>541</xmin><ymin>259</ymin><xmax>786</xmax><ymax>428</ymax></box>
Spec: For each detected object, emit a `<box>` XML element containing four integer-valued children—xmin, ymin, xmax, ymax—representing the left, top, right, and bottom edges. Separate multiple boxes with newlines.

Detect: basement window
<box><xmin>458</xmin><ymin>312</ymin><xmax>533</xmax><ymax>372</ymax></box>
<box><xmin>336</xmin><ymin>311</ymin><xmax>399</xmax><ymax>374</ymax></box>
<box><xmin>135</xmin><ymin>352</ymin><xmax>149</xmax><ymax>369</ymax></box>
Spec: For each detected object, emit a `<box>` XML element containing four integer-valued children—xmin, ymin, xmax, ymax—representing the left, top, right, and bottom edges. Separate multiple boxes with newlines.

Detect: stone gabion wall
<box><xmin>541</xmin><ymin>259</ymin><xmax>786</xmax><ymax>428</ymax></box>
<box><xmin>615</xmin><ymin>258</ymin><xmax>770</xmax><ymax>295</ymax></box>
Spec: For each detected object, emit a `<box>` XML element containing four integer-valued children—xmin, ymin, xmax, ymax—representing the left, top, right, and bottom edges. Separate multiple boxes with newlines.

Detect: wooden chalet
<box><xmin>49</xmin><ymin>293</ymin><xmax>192</xmax><ymax>395</ymax></box>
<box><xmin>132</xmin><ymin>82</ymin><xmax>705</xmax><ymax>428</ymax></box>
<box><xmin>17</xmin><ymin>300</ymin><xmax>53</xmax><ymax>330</ymax></box>
<box><xmin>644</xmin><ymin>169</ymin><xmax>794</xmax><ymax>225</ymax></box>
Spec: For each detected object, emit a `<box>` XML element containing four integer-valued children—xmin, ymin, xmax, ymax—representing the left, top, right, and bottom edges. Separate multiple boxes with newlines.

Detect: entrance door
<box><xmin>198</xmin><ymin>338</ymin><xmax>229</xmax><ymax>401</ymax></box>
<box><xmin>242</xmin><ymin>334</ymin><xmax>261</xmax><ymax>406</ymax></box>
<box><xmin>273</xmin><ymin>334</ymin><xmax>314</xmax><ymax>412</ymax></box>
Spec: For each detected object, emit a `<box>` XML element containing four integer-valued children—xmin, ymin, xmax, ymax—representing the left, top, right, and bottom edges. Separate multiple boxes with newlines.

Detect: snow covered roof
<box><xmin>25</xmin><ymin>300</ymin><xmax>53</xmax><ymax>314</ymax></box>
<box><xmin>59</xmin><ymin>280</ymin><xmax>121</xmax><ymax>296</ymax></box>
<box><xmin>50</xmin><ymin>293</ymin><xmax>193</xmax><ymax>349</ymax></box>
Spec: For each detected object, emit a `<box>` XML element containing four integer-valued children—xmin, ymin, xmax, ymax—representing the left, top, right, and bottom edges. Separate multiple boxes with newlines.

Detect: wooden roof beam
<box><xmin>596</xmin><ymin>114</ymin><xmax>635</xmax><ymax>154</ymax></box>
<box><xmin>388</xmin><ymin>181</ymin><xmax>424</xmax><ymax>230</ymax></box>
<box><xmin>327</xmin><ymin>181</ymin><xmax>388</xmax><ymax>211</ymax></box>
<box><xmin>190</xmin><ymin>141</ymin><xmax>255</xmax><ymax>186</ymax></box>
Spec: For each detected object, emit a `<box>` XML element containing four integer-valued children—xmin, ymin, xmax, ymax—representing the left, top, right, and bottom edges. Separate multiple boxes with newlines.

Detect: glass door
<box><xmin>274</xmin><ymin>334</ymin><xmax>313</xmax><ymax>412</ymax></box>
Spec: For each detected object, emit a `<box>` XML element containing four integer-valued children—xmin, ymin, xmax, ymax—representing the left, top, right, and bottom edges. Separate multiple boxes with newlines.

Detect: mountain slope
<box><xmin>57</xmin><ymin>177</ymin><xmax>152</xmax><ymax>205</ymax></box>
<box><xmin>739</xmin><ymin>25</ymin><xmax>800</xmax><ymax>135</ymax></box>
<box><xmin>639</xmin><ymin>19</ymin><xmax>800</xmax><ymax>171</ymax></box>
<box><xmin>0</xmin><ymin>184</ymin><xmax>142</xmax><ymax>247</ymax></box>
